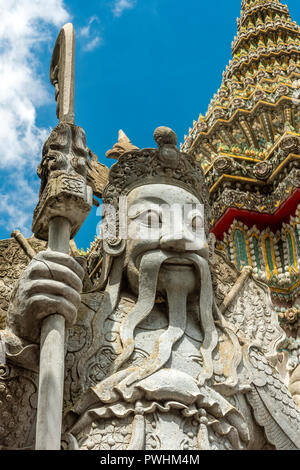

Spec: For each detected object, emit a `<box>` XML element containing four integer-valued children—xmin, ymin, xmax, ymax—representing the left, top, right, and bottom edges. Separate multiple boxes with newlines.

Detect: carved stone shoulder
<box><xmin>245</xmin><ymin>347</ymin><xmax>300</xmax><ymax>450</ymax></box>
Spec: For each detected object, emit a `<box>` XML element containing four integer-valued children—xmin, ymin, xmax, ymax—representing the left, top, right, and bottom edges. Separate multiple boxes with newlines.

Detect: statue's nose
<box><xmin>160</xmin><ymin>228</ymin><xmax>195</xmax><ymax>253</ymax></box>
<box><xmin>160</xmin><ymin>228</ymin><xmax>209</xmax><ymax>258</ymax></box>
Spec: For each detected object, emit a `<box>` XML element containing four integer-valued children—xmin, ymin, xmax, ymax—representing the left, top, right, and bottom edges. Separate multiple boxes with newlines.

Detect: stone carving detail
<box><xmin>253</xmin><ymin>161</ymin><xmax>273</xmax><ymax>180</ymax></box>
<box><xmin>77</xmin><ymin>416</ymin><xmax>133</xmax><ymax>450</ymax></box>
<box><xmin>223</xmin><ymin>277</ymin><xmax>284</xmax><ymax>359</ymax></box>
<box><xmin>33</xmin><ymin>123</ymin><xmax>93</xmax><ymax>240</ymax></box>
<box><xmin>210</xmin><ymin>251</ymin><xmax>238</xmax><ymax>306</ymax></box>
<box><xmin>213</xmin><ymin>156</ymin><xmax>233</xmax><ymax>174</ymax></box>
<box><xmin>87</xmin><ymin>150</ymin><xmax>109</xmax><ymax>199</ymax></box>
<box><xmin>0</xmin><ymin>364</ymin><xmax>38</xmax><ymax>450</ymax></box>
<box><xmin>105</xmin><ymin>130</ymin><xmax>139</xmax><ymax>160</ymax></box>
<box><xmin>246</xmin><ymin>347</ymin><xmax>300</xmax><ymax>450</ymax></box>
<box><xmin>280</xmin><ymin>135</ymin><xmax>300</xmax><ymax>154</ymax></box>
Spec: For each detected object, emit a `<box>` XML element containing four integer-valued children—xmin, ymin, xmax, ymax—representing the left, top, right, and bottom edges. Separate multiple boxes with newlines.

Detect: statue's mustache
<box><xmin>112</xmin><ymin>250</ymin><xmax>175</xmax><ymax>373</ymax></box>
<box><xmin>127</xmin><ymin>245</ymin><xmax>204</xmax><ymax>275</ymax></box>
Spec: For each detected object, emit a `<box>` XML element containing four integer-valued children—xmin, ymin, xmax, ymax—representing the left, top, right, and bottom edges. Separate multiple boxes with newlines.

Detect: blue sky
<box><xmin>0</xmin><ymin>0</ymin><xmax>299</xmax><ymax>250</ymax></box>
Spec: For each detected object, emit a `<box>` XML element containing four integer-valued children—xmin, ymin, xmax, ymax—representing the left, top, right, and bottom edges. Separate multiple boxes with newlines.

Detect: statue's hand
<box><xmin>6</xmin><ymin>250</ymin><xmax>85</xmax><ymax>344</ymax></box>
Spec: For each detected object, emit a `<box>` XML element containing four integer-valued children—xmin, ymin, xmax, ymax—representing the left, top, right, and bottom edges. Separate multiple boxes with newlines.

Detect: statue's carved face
<box><xmin>125</xmin><ymin>184</ymin><xmax>208</xmax><ymax>295</ymax></box>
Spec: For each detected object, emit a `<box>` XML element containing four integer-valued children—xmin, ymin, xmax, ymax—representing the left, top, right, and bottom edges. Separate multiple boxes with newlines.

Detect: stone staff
<box><xmin>32</xmin><ymin>23</ymin><xmax>92</xmax><ymax>450</ymax></box>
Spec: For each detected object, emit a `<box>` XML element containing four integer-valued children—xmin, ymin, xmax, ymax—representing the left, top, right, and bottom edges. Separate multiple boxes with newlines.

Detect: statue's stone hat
<box><xmin>103</xmin><ymin>127</ymin><xmax>210</xmax><ymax>213</ymax></box>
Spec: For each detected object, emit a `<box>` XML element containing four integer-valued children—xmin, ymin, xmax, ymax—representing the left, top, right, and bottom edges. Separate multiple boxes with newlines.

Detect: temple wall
<box><xmin>218</xmin><ymin>203</ymin><xmax>300</xmax><ymax>304</ymax></box>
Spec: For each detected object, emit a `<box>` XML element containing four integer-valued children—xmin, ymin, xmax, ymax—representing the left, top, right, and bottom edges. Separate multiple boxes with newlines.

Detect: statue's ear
<box><xmin>103</xmin><ymin>238</ymin><xmax>126</xmax><ymax>257</ymax></box>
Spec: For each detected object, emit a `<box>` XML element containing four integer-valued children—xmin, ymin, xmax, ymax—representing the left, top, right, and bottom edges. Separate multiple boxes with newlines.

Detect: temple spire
<box><xmin>234</xmin><ymin>0</ymin><xmax>295</xmax><ymax>60</ymax></box>
<box><xmin>182</xmin><ymin>0</ymin><xmax>300</xmax><ymax>159</ymax></box>
<box><xmin>241</xmin><ymin>0</ymin><xmax>284</xmax><ymax>12</ymax></box>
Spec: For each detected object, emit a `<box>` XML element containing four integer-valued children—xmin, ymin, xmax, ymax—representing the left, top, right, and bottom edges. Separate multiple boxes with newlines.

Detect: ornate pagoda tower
<box><xmin>182</xmin><ymin>0</ymin><xmax>300</xmax><ymax>362</ymax></box>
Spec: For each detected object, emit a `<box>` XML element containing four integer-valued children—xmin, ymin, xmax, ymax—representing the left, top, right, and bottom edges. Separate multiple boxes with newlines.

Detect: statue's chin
<box><xmin>157</xmin><ymin>264</ymin><xmax>197</xmax><ymax>296</ymax></box>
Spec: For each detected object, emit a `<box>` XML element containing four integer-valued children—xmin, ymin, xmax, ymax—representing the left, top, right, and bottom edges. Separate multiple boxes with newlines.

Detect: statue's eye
<box><xmin>191</xmin><ymin>215</ymin><xmax>203</xmax><ymax>231</ymax></box>
<box><xmin>138</xmin><ymin>210</ymin><xmax>161</xmax><ymax>228</ymax></box>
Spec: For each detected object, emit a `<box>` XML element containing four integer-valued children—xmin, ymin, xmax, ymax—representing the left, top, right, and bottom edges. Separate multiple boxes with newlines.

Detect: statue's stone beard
<box><xmin>91</xmin><ymin>249</ymin><xmax>219</xmax><ymax>403</ymax></box>
<box><xmin>71</xmin><ymin>250</ymin><xmax>245</xmax><ymax>448</ymax></box>
<box><xmin>75</xmin><ymin>248</ymin><xmax>242</xmax><ymax>418</ymax></box>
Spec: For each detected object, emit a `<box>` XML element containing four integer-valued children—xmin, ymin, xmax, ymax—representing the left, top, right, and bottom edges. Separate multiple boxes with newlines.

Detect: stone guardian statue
<box><xmin>1</xmin><ymin>124</ymin><xmax>300</xmax><ymax>450</ymax></box>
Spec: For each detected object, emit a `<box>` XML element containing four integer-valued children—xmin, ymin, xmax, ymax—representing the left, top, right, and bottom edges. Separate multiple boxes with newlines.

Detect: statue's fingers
<box><xmin>35</xmin><ymin>251</ymin><xmax>85</xmax><ymax>281</ymax></box>
<box><xmin>74</xmin><ymin>256</ymin><xmax>87</xmax><ymax>272</ymax></box>
<box><xmin>26</xmin><ymin>293</ymin><xmax>78</xmax><ymax>329</ymax></box>
<box><xmin>27</xmin><ymin>280</ymin><xmax>81</xmax><ymax>311</ymax></box>
<box><xmin>28</xmin><ymin>261</ymin><xmax>83</xmax><ymax>292</ymax></box>
<box><xmin>227</xmin><ymin>412</ymin><xmax>250</xmax><ymax>444</ymax></box>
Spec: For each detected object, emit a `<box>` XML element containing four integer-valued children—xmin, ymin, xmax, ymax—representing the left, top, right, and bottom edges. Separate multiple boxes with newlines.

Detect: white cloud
<box><xmin>79</xmin><ymin>15</ymin><xmax>99</xmax><ymax>38</ymax></box>
<box><xmin>82</xmin><ymin>36</ymin><xmax>102</xmax><ymax>52</ymax></box>
<box><xmin>79</xmin><ymin>16</ymin><xmax>102</xmax><ymax>52</ymax></box>
<box><xmin>112</xmin><ymin>0</ymin><xmax>136</xmax><ymax>18</ymax></box>
<box><xmin>0</xmin><ymin>173</ymin><xmax>38</xmax><ymax>236</ymax></box>
<box><xmin>0</xmin><ymin>0</ymin><xmax>69</xmax><ymax>235</ymax></box>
